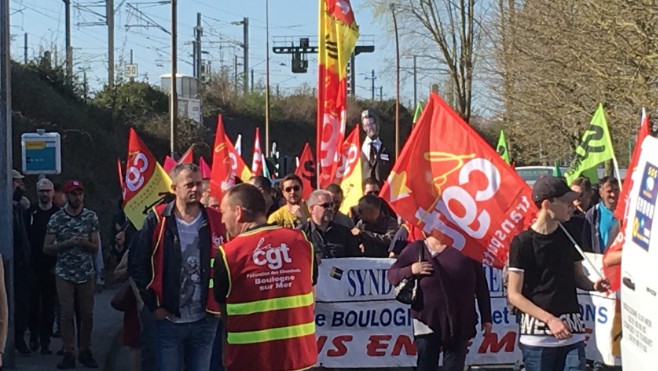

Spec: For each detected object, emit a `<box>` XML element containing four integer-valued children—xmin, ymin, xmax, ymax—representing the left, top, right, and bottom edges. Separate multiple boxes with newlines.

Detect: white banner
<box><xmin>315</xmin><ymin>257</ymin><xmax>618</xmax><ymax>368</ymax></box>
<box><xmin>621</xmin><ymin>136</ymin><xmax>658</xmax><ymax>371</ymax></box>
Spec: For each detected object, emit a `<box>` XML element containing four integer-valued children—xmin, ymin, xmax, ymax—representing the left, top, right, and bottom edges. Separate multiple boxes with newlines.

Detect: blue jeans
<box><xmin>209</xmin><ymin>319</ymin><xmax>225</xmax><ymax>371</ymax></box>
<box><xmin>414</xmin><ymin>333</ymin><xmax>468</xmax><ymax>371</ymax></box>
<box><xmin>521</xmin><ymin>341</ymin><xmax>586</xmax><ymax>371</ymax></box>
<box><xmin>155</xmin><ymin>316</ymin><xmax>219</xmax><ymax>371</ymax></box>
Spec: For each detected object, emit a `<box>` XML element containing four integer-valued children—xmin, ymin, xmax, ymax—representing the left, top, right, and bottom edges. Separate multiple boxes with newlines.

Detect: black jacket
<box><xmin>298</xmin><ymin>221</ymin><xmax>362</xmax><ymax>259</ymax></box>
<box><xmin>128</xmin><ymin>201</ymin><xmax>214</xmax><ymax>316</ymax></box>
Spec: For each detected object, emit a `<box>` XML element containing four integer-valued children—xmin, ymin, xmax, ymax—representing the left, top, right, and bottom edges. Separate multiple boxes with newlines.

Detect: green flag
<box><xmin>413</xmin><ymin>101</ymin><xmax>424</xmax><ymax>123</ymax></box>
<box><xmin>496</xmin><ymin>130</ymin><xmax>510</xmax><ymax>164</ymax></box>
<box><xmin>564</xmin><ymin>104</ymin><xmax>616</xmax><ymax>185</ymax></box>
<box><xmin>553</xmin><ymin>161</ymin><xmax>562</xmax><ymax>177</ymax></box>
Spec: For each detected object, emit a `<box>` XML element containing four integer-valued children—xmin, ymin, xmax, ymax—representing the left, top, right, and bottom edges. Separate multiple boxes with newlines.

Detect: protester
<box><xmin>43</xmin><ymin>179</ymin><xmax>100</xmax><ymax>368</ymax></box>
<box><xmin>0</xmin><ymin>255</ymin><xmax>8</xmax><ymax>369</ymax></box>
<box><xmin>325</xmin><ymin>183</ymin><xmax>355</xmax><ymax>229</ymax></box>
<box><xmin>110</xmin><ymin>197</ymin><xmax>133</xmax><ymax>264</ymax></box>
<box><xmin>570</xmin><ymin>177</ymin><xmax>594</xmax><ymax>215</ymax></box>
<box><xmin>507</xmin><ymin>176</ymin><xmax>609</xmax><ymax>371</ymax></box>
<box><xmin>388</xmin><ymin>235</ymin><xmax>493</xmax><ymax>371</ymax></box>
<box><xmin>299</xmin><ymin>189</ymin><xmax>361</xmax><ymax>260</ymax></box>
<box><xmin>388</xmin><ymin>221</ymin><xmax>426</xmax><ymax>258</ymax></box>
<box><xmin>352</xmin><ymin>195</ymin><xmax>399</xmax><ymax>257</ymax></box>
<box><xmin>248</xmin><ymin>175</ymin><xmax>280</xmax><ymax>217</ymax></box>
<box><xmin>113</xmin><ymin>251</ymin><xmax>142</xmax><ymax>371</ymax></box>
<box><xmin>582</xmin><ymin>176</ymin><xmax>620</xmax><ymax>254</ymax></box>
<box><xmin>12</xmin><ymin>169</ymin><xmax>32</xmax><ymax>355</ymax></box>
<box><xmin>129</xmin><ymin>163</ymin><xmax>224</xmax><ymax>371</ymax></box>
<box><xmin>52</xmin><ymin>182</ymin><xmax>67</xmax><ymax>209</ymax></box>
<box><xmin>27</xmin><ymin>178</ymin><xmax>60</xmax><ymax>355</ymax></box>
<box><xmin>214</xmin><ymin>183</ymin><xmax>317</xmax><ymax>371</ymax></box>
<box><xmin>360</xmin><ymin>109</ymin><xmax>392</xmax><ymax>185</ymax></box>
<box><xmin>267</xmin><ymin>174</ymin><xmax>309</xmax><ymax>228</ymax></box>
<box><xmin>350</xmin><ymin>177</ymin><xmax>396</xmax><ymax>224</ymax></box>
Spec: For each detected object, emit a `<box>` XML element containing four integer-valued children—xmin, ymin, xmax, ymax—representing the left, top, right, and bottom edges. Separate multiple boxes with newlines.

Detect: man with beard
<box><xmin>267</xmin><ymin>174</ymin><xmax>309</xmax><ymax>228</ymax></box>
<box><xmin>28</xmin><ymin>178</ymin><xmax>60</xmax><ymax>355</ymax></box>
<box><xmin>129</xmin><ymin>163</ymin><xmax>226</xmax><ymax>371</ymax></box>
<box><xmin>360</xmin><ymin>110</ymin><xmax>392</xmax><ymax>186</ymax></box>
<box><xmin>44</xmin><ymin>180</ymin><xmax>100</xmax><ymax>369</ymax></box>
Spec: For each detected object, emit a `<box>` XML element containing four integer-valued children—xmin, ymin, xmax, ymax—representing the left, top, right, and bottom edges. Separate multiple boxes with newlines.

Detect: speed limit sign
<box><xmin>125</xmin><ymin>64</ymin><xmax>138</xmax><ymax>78</ymax></box>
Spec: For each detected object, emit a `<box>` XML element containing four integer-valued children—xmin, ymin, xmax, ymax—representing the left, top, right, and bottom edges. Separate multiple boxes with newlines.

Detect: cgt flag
<box><xmin>123</xmin><ymin>128</ymin><xmax>173</xmax><ymax>229</ymax></box>
<box><xmin>316</xmin><ymin>0</ymin><xmax>359</xmax><ymax>189</ymax></box>
<box><xmin>604</xmin><ymin>108</ymin><xmax>651</xmax><ymax>291</ymax></box>
<box><xmin>295</xmin><ymin>143</ymin><xmax>316</xmax><ymax>200</ymax></box>
<box><xmin>252</xmin><ymin>127</ymin><xmax>263</xmax><ymax>176</ymax></box>
<box><xmin>564</xmin><ymin>104</ymin><xmax>617</xmax><ymax>185</ymax></box>
<box><xmin>163</xmin><ymin>145</ymin><xmax>195</xmax><ymax>174</ymax></box>
<box><xmin>496</xmin><ymin>130</ymin><xmax>510</xmax><ymax>165</ymax></box>
<box><xmin>380</xmin><ymin>93</ymin><xmax>535</xmax><ymax>268</ymax></box>
<box><xmin>334</xmin><ymin>126</ymin><xmax>362</xmax><ymax>214</ymax></box>
<box><xmin>209</xmin><ymin>115</ymin><xmax>253</xmax><ymax>201</ymax></box>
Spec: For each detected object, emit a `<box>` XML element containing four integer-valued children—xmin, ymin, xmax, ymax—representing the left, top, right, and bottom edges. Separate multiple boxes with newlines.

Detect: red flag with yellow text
<box><xmin>334</xmin><ymin>126</ymin><xmax>362</xmax><ymax>214</ymax></box>
<box><xmin>380</xmin><ymin>93</ymin><xmax>535</xmax><ymax>268</ymax></box>
<box><xmin>123</xmin><ymin>128</ymin><xmax>173</xmax><ymax>229</ymax></box>
<box><xmin>295</xmin><ymin>143</ymin><xmax>316</xmax><ymax>200</ymax></box>
<box><xmin>316</xmin><ymin>0</ymin><xmax>359</xmax><ymax>188</ymax></box>
<box><xmin>604</xmin><ymin>108</ymin><xmax>651</xmax><ymax>291</ymax></box>
<box><xmin>209</xmin><ymin>115</ymin><xmax>253</xmax><ymax>201</ymax></box>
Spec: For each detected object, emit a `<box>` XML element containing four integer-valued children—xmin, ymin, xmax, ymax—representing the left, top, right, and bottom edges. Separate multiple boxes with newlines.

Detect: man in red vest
<box><xmin>214</xmin><ymin>183</ymin><xmax>317</xmax><ymax>371</ymax></box>
<box><xmin>129</xmin><ymin>163</ymin><xmax>226</xmax><ymax>371</ymax></box>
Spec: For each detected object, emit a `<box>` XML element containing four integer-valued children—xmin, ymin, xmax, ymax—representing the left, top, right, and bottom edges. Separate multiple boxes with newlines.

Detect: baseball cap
<box><xmin>11</xmin><ymin>169</ymin><xmax>24</xmax><ymax>179</ymax></box>
<box><xmin>532</xmin><ymin>175</ymin><xmax>580</xmax><ymax>203</ymax></box>
<box><xmin>63</xmin><ymin>179</ymin><xmax>85</xmax><ymax>193</ymax></box>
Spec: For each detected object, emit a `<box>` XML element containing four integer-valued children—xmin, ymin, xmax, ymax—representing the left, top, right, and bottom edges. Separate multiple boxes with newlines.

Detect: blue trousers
<box><xmin>155</xmin><ymin>316</ymin><xmax>219</xmax><ymax>371</ymax></box>
<box><xmin>521</xmin><ymin>341</ymin><xmax>586</xmax><ymax>371</ymax></box>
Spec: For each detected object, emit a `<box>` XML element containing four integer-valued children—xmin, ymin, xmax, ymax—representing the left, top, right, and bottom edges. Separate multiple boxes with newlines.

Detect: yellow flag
<box><xmin>334</xmin><ymin>126</ymin><xmax>362</xmax><ymax>214</ymax></box>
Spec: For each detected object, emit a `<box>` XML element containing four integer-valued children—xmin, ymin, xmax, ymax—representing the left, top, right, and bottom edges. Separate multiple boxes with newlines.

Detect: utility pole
<box><xmin>391</xmin><ymin>4</ymin><xmax>400</xmax><ymax>160</ymax></box>
<box><xmin>265</xmin><ymin>0</ymin><xmax>270</xmax><ymax>156</ymax></box>
<box><xmin>107</xmin><ymin>0</ymin><xmax>114</xmax><ymax>88</ymax></box>
<box><xmin>23</xmin><ymin>33</ymin><xmax>27</xmax><ymax>64</ymax></box>
<box><xmin>379</xmin><ymin>86</ymin><xmax>383</xmax><ymax>101</ymax></box>
<box><xmin>242</xmin><ymin>17</ymin><xmax>249</xmax><ymax>95</ymax></box>
<box><xmin>234</xmin><ymin>54</ymin><xmax>239</xmax><ymax>92</ymax></box>
<box><xmin>129</xmin><ymin>49</ymin><xmax>134</xmax><ymax>82</ymax></box>
<box><xmin>413</xmin><ymin>55</ymin><xmax>417</xmax><ymax>109</ymax></box>
<box><xmin>64</xmin><ymin>0</ymin><xmax>72</xmax><ymax>86</ymax></box>
<box><xmin>0</xmin><ymin>0</ymin><xmax>15</xmax><ymax>367</ymax></box>
<box><xmin>83</xmin><ymin>71</ymin><xmax>88</xmax><ymax>100</ymax></box>
<box><xmin>365</xmin><ymin>69</ymin><xmax>376</xmax><ymax>100</ymax></box>
<box><xmin>170</xmin><ymin>0</ymin><xmax>177</xmax><ymax>157</ymax></box>
<box><xmin>250</xmin><ymin>68</ymin><xmax>254</xmax><ymax>92</ymax></box>
<box><xmin>194</xmin><ymin>12</ymin><xmax>202</xmax><ymax>79</ymax></box>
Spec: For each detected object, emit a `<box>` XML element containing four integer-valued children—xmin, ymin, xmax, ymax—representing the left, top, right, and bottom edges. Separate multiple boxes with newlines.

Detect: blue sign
<box><xmin>632</xmin><ymin>162</ymin><xmax>658</xmax><ymax>251</ymax></box>
<box><xmin>21</xmin><ymin>132</ymin><xmax>61</xmax><ymax>175</ymax></box>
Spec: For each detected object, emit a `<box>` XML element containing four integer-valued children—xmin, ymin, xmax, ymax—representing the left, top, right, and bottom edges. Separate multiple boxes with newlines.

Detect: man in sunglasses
<box><xmin>361</xmin><ymin>109</ymin><xmax>392</xmax><ymax>186</ymax></box>
<box><xmin>267</xmin><ymin>174</ymin><xmax>309</xmax><ymax>228</ymax></box>
<box><xmin>299</xmin><ymin>190</ymin><xmax>361</xmax><ymax>261</ymax></box>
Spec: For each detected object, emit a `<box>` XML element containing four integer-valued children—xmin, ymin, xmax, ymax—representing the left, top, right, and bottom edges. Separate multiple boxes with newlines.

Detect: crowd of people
<box><xmin>3</xmin><ymin>108</ymin><xmax>625</xmax><ymax>371</ymax></box>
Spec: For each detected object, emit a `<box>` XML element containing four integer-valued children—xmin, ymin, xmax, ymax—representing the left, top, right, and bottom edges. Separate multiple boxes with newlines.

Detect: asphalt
<box><xmin>12</xmin><ymin>287</ymin><xmax>123</xmax><ymax>371</ymax></box>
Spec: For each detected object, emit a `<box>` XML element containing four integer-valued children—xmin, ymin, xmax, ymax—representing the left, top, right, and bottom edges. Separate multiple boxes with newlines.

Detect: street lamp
<box><xmin>265</xmin><ymin>0</ymin><xmax>271</xmax><ymax>157</ymax></box>
<box><xmin>390</xmin><ymin>3</ymin><xmax>400</xmax><ymax>160</ymax></box>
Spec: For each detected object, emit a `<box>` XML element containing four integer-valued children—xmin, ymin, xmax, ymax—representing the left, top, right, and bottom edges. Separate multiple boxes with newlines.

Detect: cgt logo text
<box><xmin>253</xmin><ymin>237</ymin><xmax>292</xmax><ymax>270</ymax></box>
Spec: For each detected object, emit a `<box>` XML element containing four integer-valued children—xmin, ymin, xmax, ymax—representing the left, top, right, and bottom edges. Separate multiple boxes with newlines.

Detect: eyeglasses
<box><xmin>316</xmin><ymin>202</ymin><xmax>335</xmax><ymax>209</ymax></box>
<box><xmin>284</xmin><ymin>185</ymin><xmax>301</xmax><ymax>193</ymax></box>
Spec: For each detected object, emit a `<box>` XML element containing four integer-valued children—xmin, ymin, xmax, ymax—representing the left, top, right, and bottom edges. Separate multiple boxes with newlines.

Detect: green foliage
<box><xmin>93</xmin><ymin>81</ymin><xmax>168</xmax><ymax>125</ymax></box>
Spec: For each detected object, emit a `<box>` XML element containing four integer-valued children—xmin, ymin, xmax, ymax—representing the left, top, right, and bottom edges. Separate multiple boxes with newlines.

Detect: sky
<box><xmin>9</xmin><ymin>0</ymin><xmax>443</xmax><ymax>107</ymax></box>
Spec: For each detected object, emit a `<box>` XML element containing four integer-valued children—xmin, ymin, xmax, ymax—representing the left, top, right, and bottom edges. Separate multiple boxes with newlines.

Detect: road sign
<box><xmin>21</xmin><ymin>131</ymin><xmax>61</xmax><ymax>175</ymax></box>
<box><xmin>125</xmin><ymin>64</ymin><xmax>138</xmax><ymax>78</ymax></box>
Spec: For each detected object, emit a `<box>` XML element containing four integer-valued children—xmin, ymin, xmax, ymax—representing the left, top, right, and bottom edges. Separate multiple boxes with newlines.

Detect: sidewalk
<box><xmin>13</xmin><ymin>286</ymin><xmax>123</xmax><ymax>370</ymax></box>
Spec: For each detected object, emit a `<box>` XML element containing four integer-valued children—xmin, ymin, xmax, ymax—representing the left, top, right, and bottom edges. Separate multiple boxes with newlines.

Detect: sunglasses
<box><xmin>284</xmin><ymin>185</ymin><xmax>301</xmax><ymax>193</ymax></box>
<box><xmin>316</xmin><ymin>202</ymin><xmax>335</xmax><ymax>209</ymax></box>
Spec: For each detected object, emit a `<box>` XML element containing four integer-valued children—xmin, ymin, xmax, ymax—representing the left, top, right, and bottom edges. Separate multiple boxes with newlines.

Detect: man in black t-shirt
<box><xmin>507</xmin><ymin>176</ymin><xmax>609</xmax><ymax>371</ymax></box>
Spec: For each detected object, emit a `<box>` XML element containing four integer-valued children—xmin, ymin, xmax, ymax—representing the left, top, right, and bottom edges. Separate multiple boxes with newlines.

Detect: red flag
<box><xmin>317</xmin><ymin>0</ymin><xmax>359</xmax><ymax>189</ymax></box>
<box><xmin>199</xmin><ymin>156</ymin><xmax>212</xmax><ymax>179</ymax></box>
<box><xmin>178</xmin><ymin>145</ymin><xmax>195</xmax><ymax>164</ymax></box>
<box><xmin>123</xmin><ymin>128</ymin><xmax>172</xmax><ymax>229</ymax></box>
<box><xmin>163</xmin><ymin>156</ymin><xmax>177</xmax><ymax>174</ymax></box>
<box><xmin>117</xmin><ymin>157</ymin><xmax>125</xmax><ymax>194</ymax></box>
<box><xmin>251</xmin><ymin>127</ymin><xmax>263</xmax><ymax>176</ymax></box>
<box><xmin>295</xmin><ymin>143</ymin><xmax>316</xmax><ymax>200</ymax></box>
<box><xmin>604</xmin><ymin>109</ymin><xmax>651</xmax><ymax>291</ymax></box>
<box><xmin>209</xmin><ymin>115</ymin><xmax>253</xmax><ymax>201</ymax></box>
<box><xmin>380</xmin><ymin>93</ymin><xmax>535</xmax><ymax>268</ymax></box>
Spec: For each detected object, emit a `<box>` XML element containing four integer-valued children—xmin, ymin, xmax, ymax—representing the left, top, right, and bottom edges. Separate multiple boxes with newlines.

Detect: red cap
<box><xmin>64</xmin><ymin>180</ymin><xmax>85</xmax><ymax>193</ymax></box>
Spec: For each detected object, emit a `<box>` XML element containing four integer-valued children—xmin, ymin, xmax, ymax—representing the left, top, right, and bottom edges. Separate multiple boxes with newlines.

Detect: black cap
<box><xmin>532</xmin><ymin>176</ymin><xmax>580</xmax><ymax>203</ymax></box>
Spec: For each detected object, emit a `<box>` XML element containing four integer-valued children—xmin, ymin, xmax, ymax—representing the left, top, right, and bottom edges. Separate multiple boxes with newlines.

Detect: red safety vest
<box><xmin>220</xmin><ymin>225</ymin><xmax>317</xmax><ymax>371</ymax></box>
<box><xmin>148</xmin><ymin>203</ymin><xmax>226</xmax><ymax>314</ymax></box>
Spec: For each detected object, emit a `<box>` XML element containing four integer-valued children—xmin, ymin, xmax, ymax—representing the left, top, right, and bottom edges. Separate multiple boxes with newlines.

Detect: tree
<box><xmin>368</xmin><ymin>0</ymin><xmax>481</xmax><ymax>122</ymax></box>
